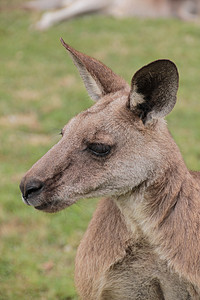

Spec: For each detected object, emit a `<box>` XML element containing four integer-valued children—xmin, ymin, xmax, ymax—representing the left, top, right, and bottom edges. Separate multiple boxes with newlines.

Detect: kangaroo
<box><xmin>20</xmin><ymin>39</ymin><xmax>200</xmax><ymax>299</ymax></box>
<box><xmin>24</xmin><ymin>0</ymin><xmax>200</xmax><ymax>30</ymax></box>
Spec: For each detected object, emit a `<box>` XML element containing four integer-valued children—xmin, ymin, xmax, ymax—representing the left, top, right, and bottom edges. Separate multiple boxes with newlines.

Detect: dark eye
<box><xmin>87</xmin><ymin>143</ymin><xmax>111</xmax><ymax>157</ymax></box>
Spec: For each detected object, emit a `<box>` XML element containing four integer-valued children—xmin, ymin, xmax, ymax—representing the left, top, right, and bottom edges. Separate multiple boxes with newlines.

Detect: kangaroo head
<box><xmin>20</xmin><ymin>39</ymin><xmax>179</xmax><ymax>213</ymax></box>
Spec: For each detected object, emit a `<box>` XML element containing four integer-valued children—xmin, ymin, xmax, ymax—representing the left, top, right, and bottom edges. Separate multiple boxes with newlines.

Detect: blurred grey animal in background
<box><xmin>24</xmin><ymin>0</ymin><xmax>200</xmax><ymax>30</ymax></box>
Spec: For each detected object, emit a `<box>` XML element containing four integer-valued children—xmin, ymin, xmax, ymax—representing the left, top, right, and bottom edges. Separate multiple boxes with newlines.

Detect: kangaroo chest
<box><xmin>75</xmin><ymin>198</ymin><xmax>193</xmax><ymax>300</ymax></box>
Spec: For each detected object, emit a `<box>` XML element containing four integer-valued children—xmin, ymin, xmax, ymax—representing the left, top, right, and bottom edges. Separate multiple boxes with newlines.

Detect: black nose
<box><xmin>20</xmin><ymin>178</ymin><xmax>44</xmax><ymax>200</ymax></box>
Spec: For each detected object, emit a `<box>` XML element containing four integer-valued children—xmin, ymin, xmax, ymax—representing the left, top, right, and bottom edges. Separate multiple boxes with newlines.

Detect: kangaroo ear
<box><xmin>129</xmin><ymin>60</ymin><xmax>179</xmax><ymax>125</ymax></box>
<box><xmin>60</xmin><ymin>38</ymin><xmax>128</xmax><ymax>101</ymax></box>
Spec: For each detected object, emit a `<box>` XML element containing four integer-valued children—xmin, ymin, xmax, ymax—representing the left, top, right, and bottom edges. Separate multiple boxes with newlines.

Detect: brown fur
<box><xmin>20</xmin><ymin>41</ymin><xmax>200</xmax><ymax>299</ymax></box>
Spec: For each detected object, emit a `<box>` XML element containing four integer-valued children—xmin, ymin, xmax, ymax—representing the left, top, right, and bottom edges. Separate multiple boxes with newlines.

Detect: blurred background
<box><xmin>1</xmin><ymin>0</ymin><xmax>200</xmax><ymax>299</ymax></box>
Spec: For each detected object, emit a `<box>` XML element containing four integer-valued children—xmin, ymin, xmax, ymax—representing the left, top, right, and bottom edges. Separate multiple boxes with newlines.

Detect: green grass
<box><xmin>1</xmin><ymin>1</ymin><xmax>200</xmax><ymax>299</ymax></box>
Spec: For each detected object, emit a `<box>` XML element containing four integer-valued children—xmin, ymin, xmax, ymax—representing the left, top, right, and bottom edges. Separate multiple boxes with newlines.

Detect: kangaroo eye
<box><xmin>87</xmin><ymin>143</ymin><xmax>111</xmax><ymax>157</ymax></box>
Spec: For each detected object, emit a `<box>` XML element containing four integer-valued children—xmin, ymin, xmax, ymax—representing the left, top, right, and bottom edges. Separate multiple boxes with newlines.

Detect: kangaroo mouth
<box><xmin>35</xmin><ymin>200</ymin><xmax>58</xmax><ymax>212</ymax></box>
<box><xmin>34</xmin><ymin>198</ymin><xmax>72</xmax><ymax>213</ymax></box>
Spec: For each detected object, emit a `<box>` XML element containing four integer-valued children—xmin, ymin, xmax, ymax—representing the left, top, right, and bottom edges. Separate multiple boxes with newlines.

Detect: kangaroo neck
<box><xmin>115</xmin><ymin>160</ymin><xmax>200</xmax><ymax>287</ymax></box>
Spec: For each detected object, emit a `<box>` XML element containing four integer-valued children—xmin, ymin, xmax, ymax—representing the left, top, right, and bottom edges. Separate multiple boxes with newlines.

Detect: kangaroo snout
<box><xmin>20</xmin><ymin>177</ymin><xmax>44</xmax><ymax>207</ymax></box>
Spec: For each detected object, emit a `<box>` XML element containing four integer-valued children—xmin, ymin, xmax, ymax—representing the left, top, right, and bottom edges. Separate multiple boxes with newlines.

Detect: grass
<box><xmin>1</xmin><ymin>1</ymin><xmax>200</xmax><ymax>299</ymax></box>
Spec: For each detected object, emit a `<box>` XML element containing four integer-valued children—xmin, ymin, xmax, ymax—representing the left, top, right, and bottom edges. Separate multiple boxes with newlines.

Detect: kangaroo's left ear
<box><xmin>129</xmin><ymin>60</ymin><xmax>179</xmax><ymax>125</ymax></box>
<box><xmin>60</xmin><ymin>38</ymin><xmax>128</xmax><ymax>101</ymax></box>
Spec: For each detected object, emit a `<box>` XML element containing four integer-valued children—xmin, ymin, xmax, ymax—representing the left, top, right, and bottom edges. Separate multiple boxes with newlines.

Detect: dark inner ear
<box><xmin>135</xmin><ymin>72</ymin><xmax>167</xmax><ymax>122</ymax></box>
<box><xmin>130</xmin><ymin>60</ymin><xmax>179</xmax><ymax>124</ymax></box>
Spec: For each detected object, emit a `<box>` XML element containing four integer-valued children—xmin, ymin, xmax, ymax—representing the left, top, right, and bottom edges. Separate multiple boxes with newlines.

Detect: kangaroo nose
<box><xmin>20</xmin><ymin>178</ymin><xmax>44</xmax><ymax>201</ymax></box>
